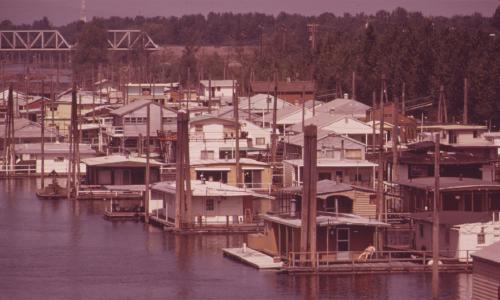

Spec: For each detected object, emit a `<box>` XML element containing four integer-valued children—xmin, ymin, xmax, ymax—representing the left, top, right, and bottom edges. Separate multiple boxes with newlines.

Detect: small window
<box><xmin>216</xmin><ymin>87</ymin><xmax>221</xmax><ymax>91</ymax></box>
<box><xmin>53</xmin><ymin>157</ymin><xmax>64</xmax><ymax>162</ymax></box>
<box><xmin>255</xmin><ymin>137</ymin><xmax>265</xmax><ymax>145</ymax></box>
<box><xmin>369</xmin><ymin>194</ymin><xmax>376</xmax><ymax>205</ymax></box>
<box><xmin>195</xmin><ymin>125</ymin><xmax>203</xmax><ymax>133</ymax></box>
<box><xmin>473</xmin><ymin>130</ymin><xmax>478</xmax><ymax>138</ymax></box>
<box><xmin>206</xmin><ymin>199</ymin><xmax>214</xmax><ymax>211</ymax></box>
<box><xmin>200</xmin><ymin>150</ymin><xmax>214</xmax><ymax>160</ymax></box>
<box><xmin>477</xmin><ymin>228</ymin><xmax>485</xmax><ymax>244</ymax></box>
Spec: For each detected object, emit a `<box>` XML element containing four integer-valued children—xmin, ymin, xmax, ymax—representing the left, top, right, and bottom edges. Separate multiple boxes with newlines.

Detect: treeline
<box><xmin>1</xmin><ymin>7</ymin><xmax>500</xmax><ymax>125</ymax></box>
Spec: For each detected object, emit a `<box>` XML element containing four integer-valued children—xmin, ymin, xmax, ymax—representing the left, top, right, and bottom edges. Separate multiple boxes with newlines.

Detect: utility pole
<box><xmin>208</xmin><ymin>74</ymin><xmax>212</xmax><ymax>114</ymax></box>
<box><xmin>175</xmin><ymin>111</ymin><xmax>192</xmax><ymax>229</ymax></box>
<box><xmin>432</xmin><ymin>133</ymin><xmax>441</xmax><ymax>300</ymax></box>
<box><xmin>41</xmin><ymin>81</ymin><xmax>46</xmax><ymax>188</ymax></box>
<box><xmin>437</xmin><ymin>85</ymin><xmax>448</xmax><ymax>123</ymax></box>
<box><xmin>301</xmin><ymin>85</ymin><xmax>306</xmax><ymax>132</ymax></box>
<box><xmin>351</xmin><ymin>71</ymin><xmax>356</xmax><ymax>100</ymax></box>
<box><xmin>271</xmin><ymin>72</ymin><xmax>278</xmax><ymax>164</ymax></box>
<box><xmin>300</xmin><ymin>125</ymin><xmax>318</xmax><ymax>268</ymax></box>
<box><xmin>378</xmin><ymin>75</ymin><xmax>386</xmax><ymax>225</ymax></box>
<box><xmin>463</xmin><ymin>78</ymin><xmax>468</xmax><ymax>125</ymax></box>
<box><xmin>392</xmin><ymin>96</ymin><xmax>399</xmax><ymax>181</ymax></box>
<box><xmin>401</xmin><ymin>82</ymin><xmax>406</xmax><ymax>116</ymax></box>
<box><xmin>3</xmin><ymin>84</ymin><xmax>15</xmax><ymax>177</ymax></box>
<box><xmin>144</xmin><ymin>103</ymin><xmax>151</xmax><ymax>224</ymax></box>
<box><xmin>233</xmin><ymin>79</ymin><xmax>241</xmax><ymax>185</ymax></box>
<box><xmin>371</xmin><ymin>91</ymin><xmax>376</xmax><ymax>154</ymax></box>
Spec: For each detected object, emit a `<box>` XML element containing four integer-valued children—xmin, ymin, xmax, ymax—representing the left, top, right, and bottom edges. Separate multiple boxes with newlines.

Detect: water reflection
<box><xmin>0</xmin><ymin>179</ymin><xmax>471</xmax><ymax>300</ymax></box>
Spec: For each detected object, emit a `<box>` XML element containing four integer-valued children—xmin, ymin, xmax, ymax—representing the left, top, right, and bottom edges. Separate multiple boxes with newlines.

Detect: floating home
<box><xmin>151</xmin><ymin>180</ymin><xmax>274</xmax><ymax>226</ymax></box>
<box><xmin>82</xmin><ymin>155</ymin><xmax>163</xmax><ymax>185</ymax></box>
<box><xmin>412</xmin><ymin>211</ymin><xmax>500</xmax><ymax>262</ymax></box>
<box><xmin>248</xmin><ymin>212</ymin><xmax>388</xmax><ymax>261</ymax></box>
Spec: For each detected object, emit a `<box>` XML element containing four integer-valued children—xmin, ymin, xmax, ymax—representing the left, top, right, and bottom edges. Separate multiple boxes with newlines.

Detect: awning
<box><xmin>194</xmin><ymin>167</ymin><xmax>231</xmax><ymax>171</ymax></box>
<box><xmin>219</xmin><ymin>147</ymin><xmax>266</xmax><ymax>152</ymax></box>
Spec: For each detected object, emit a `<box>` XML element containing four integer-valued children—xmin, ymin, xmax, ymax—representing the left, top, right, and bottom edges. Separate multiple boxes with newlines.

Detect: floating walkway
<box><xmin>223</xmin><ymin>247</ymin><xmax>283</xmax><ymax>269</ymax></box>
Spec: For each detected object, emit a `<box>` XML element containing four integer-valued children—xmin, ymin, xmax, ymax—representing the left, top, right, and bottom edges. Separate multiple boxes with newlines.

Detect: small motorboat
<box><xmin>36</xmin><ymin>170</ymin><xmax>68</xmax><ymax>200</ymax></box>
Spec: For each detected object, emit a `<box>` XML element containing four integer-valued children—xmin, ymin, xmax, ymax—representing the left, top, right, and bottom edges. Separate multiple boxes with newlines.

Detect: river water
<box><xmin>0</xmin><ymin>179</ymin><xmax>472</xmax><ymax>300</ymax></box>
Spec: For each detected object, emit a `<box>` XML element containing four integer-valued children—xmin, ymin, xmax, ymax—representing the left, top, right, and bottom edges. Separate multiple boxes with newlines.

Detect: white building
<box><xmin>198</xmin><ymin>80</ymin><xmax>236</xmax><ymax>100</ymax></box>
<box><xmin>413</xmin><ymin>211</ymin><xmax>500</xmax><ymax>262</ymax></box>
<box><xmin>151</xmin><ymin>180</ymin><xmax>273</xmax><ymax>225</ymax></box>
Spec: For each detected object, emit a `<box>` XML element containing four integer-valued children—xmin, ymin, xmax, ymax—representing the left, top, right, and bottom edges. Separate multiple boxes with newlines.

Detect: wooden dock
<box><xmin>223</xmin><ymin>247</ymin><xmax>283</xmax><ymax>269</ymax></box>
<box><xmin>103</xmin><ymin>209</ymin><xmax>144</xmax><ymax>220</ymax></box>
<box><xmin>147</xmin><ymin>216</ymin><xmax>263</xmax><ymax>234</ymax></box>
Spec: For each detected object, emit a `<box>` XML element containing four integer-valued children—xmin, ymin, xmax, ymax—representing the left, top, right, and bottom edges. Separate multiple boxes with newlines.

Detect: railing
<box><xmin>0</xmin><ymin>164</ymin><xmax>37</xmax><ymax>176</ymax></box>
<box><xmin>109</xmin><ymin>126</ymin><xmax>124</xmax><ymax>135</ymax></box>
<box><xmin>287</xmin><ymin>249</ymin><xmax>475</xmax><ymax>269</ymax></box>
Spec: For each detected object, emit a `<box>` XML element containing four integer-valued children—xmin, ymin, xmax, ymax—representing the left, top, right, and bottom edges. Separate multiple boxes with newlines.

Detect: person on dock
<box><xmin>357</xmin><ymin>244</ymin><xmax>376</xmax><ymax>262</ymax></box>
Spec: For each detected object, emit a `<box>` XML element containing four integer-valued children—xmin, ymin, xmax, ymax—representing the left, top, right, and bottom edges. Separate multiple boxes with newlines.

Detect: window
<box><xmin>141</xmin><ymin>88</ymin><xmax>151</xmax><ymax>95</ymax></box>
<box><xmin>206</xmin><ymin>199</ymin><xmax>215</xmax><ymax>211</ymax></box>
<box><xmin>200</xmin><ymin>150</ymin><xmax>215</xmax><ymax>160</ymax></box>
<box><xmin>195</xmin><ymin>125</ymin><xmax>203</xmax><ymax>133</ymax></box>
<box><xmin>255</xmin><ymin>137</ymin><xmax>265</xmax><ymax>145</ymax></box>
<box><xmin>448</xmin><ymin>132</ymin><xmax>457</xmax><ymax>144</ymax></box>
<box><xmin>473</xmin><ymin>130</ymin><xmax>479</xmax><ymax>138</ymax></box>
<box><xmin>369</xmin><ymin>194</ymin><xmax>377</xmax><ymax>205</ymax></box>
<box><xmin>53</xmin><ymin>157</ymin><xmax>64</xmax><ymax>162</ymax></box>
<box><xmin>477</xmin><ymin>228</ymin><xmax>485</xmax><ymax>244</ymax></box>
<box><xmin>216</xmin><ymin>87</ymin><xmax>221</xmax><ymax>91</ymax></box>
<box><xmin>345</xmin><ymin>149</ymin><xmax>362</xmax><ymax>159</ymax></box>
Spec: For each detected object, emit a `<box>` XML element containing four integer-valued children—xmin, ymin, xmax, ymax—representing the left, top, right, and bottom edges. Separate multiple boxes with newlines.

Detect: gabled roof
<box><xmin>190</xmin><ymin>115</ymin><xmax>237</xmax><ymax>126</ymax></box>
<box><xmin>284</xmin><ymin>129</ymin><xmax>365</xmax><ymax>149</ymax></box>
<box><xmin>258</xmin><ymin>105</ymin><xmax>308</xmax><ymax>124</ymax></box>
<box><xmin>282</xmin><ymin>179</ymin><xmax>354</xmax><ymax>194</ymax></box>
<box><xmin>238</xmin><ymin>93</ymin><xmax>294</xmax><ymax>111</ymax></box>
<box><xmin>0</xmin><ymin>118</ymin><xmax>60</xmax><ymax>138</ymax></box>
<box><xmin>315</xmin><ymin>98</ymin><xmax>370</xmax><ymax>116</ymax></box>
<box><xmin>110</xmin><ymin>100</ymin><xmax>176</xmax><ymax>117</ymax></box>
<box><xmin>471</xmin><ymin>241</ymin><xmax>500</xmax><ymax>264</ymax></box>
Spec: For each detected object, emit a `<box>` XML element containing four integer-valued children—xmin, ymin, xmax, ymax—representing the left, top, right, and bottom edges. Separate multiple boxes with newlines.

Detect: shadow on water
<box><xmin>0</xmin><ymin>178</ymin><xmax>471</xmax><ymax>300</ymax></box>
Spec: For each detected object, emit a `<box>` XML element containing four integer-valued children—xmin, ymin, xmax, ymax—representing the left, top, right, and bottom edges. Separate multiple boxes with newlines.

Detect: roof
<box><xmin>261</xmin><ymin>212</ymin><xmax>389</xmax><ymax>228</ymax></box>
<box><xmin>82</xmin><ymin>155</ymin><xmax>164</xmax><ymax>167</ymax></box>
<box><xmin>315</xmin><ymin>98</ymin><xmax>370</xmax><ymax>116</ymax></box>
<box><xmin>471</xmin><ymin>241</ymin><xmax>500</xmax><ymax>264</ymax></box>
<box><xmin>395</xmin><ymin>177</ymin><xmax>500</xmax><ymax>191</ymax></box>
<box><xmin>411</xmin><ymin>211</ymin><xmax>493</xmax><ymax>225</ymax></box>
<box><xmin>15</xmin><ymin>143</ymin><xmax>96</xmax><ymax>155</ymax></box>
<box><xmin>189</xmin><ymin>115</ymin><xmax>237</xmax><ymax>125</ymax></box>
<box><xmin>110</xmin><ymin>100</ymin><xmax>176</xmax><ymax>117</ymax></box>
<box><xmin>282</xmin><ymin>179</ymin><xmax>354</xmax><ymax>195</ymax></box>
<box><xmin>258</xmin><ymin>105</ymin><xmax>306</xmax><ymax>124</ymax></box>
<box><xmin>284</xmin><ymin>158</ymin><xmax>378</xmax><ymax>168</ymax></box>
<box><xmin>199</xmin><ymin>80</ymin><xmax>235</xmax><ymax>87</ymax></box>
<box><xmin>422</xmin><ymin>124</ymin><xmax>487</xmax><ymax>131</ymax></box>
<box><xmin>251</xmin><ymin>81</ymin><xmax>315</xmax><ymax>93</ymax></box>
<box><xmin>190</xmin><ymin>158</ymin><xmax>269</xmax><ymax>166</ymax></box>
<box><xmin>0</xmin><ymin>118</ymin><xmax>60</xmax><ymax>138</ymax></box>
<box><xmin>284</xmin><ymin>129</ymin><xmax>365</xmax><ymax>149</ymax></box>
<box><xmin>238</xmin><ymin>93</ymin><xmax>294</xmax><ymax>111</ymax></box>
<box><xmin>125</xmin><ymin>82</ymin><xmax>179</xmax><ymax>88</ymax></box>
<box><xmin>152</xmin><ymin>180</ymin><xmax>273</xmax><ymax>199</ymax></box>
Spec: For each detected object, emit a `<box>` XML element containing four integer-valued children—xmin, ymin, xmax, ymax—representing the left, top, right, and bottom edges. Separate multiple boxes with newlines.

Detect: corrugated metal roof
<box><xmin>82</xmin><ymin>155</ymin><xmax>163</xmax><ymax>166</ymax></box>
<box><xmin>315</xmin><ymin>98</ymin><xmax>370</xmax><ymax>116</ymax></box>
<box><xmin>15</xmin><ymin>143</ymin><xmax>96</xmax><ymax>155</ymax></box>
<box><xmin>110</xmin><ymin>100</ymin><xmax>176</xmax><ymax>117</ymax></box>
<box><xmin>471</xmin><ymin>241</ymin><xmax>500</xmax><ymax>263</ymax></box>
<box><xmin>152</xmin><ymin>180</ymin><xmax>273</xmax><ymax>199</ymax></box>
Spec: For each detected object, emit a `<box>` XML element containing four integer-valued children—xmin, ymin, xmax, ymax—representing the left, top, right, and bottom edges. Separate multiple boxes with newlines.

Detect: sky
<box><xmin>0</xmin><ymin>0</ymin><xmax>498</xmax><ymax>26</ymax></box>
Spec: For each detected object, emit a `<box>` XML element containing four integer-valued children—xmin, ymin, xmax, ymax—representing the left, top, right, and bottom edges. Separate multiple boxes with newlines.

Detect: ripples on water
<box><xmin>0</xmin><ymin>179</ymin><xmax>471</xmax><ymax>300</ymax></box>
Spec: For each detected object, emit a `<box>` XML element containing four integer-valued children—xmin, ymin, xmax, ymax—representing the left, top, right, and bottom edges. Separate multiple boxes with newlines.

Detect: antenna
<box><xmin>80</xmin><ymin>0</ymin><xmax>87</xmax><ymax>23</ymax></box>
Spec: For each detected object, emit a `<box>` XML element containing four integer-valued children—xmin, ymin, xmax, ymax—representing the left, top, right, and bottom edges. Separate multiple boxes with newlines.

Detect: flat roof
<box><xmin>395</xmin><ymin>177</ymin><xmax>500</xmax><ymax>191</ymax></box>
<box><xmin>422</xmin><ymin>124</ymin><xmax>487</xmax><ymax>130</ymax></box>
<box><xmin>284</xmin><ymin>158</ymin><xmax>378</xmax><ymax>168</ymax></box>
<box><xmin>262</xmin><ymin>212</ymin><xmax>389</xmax><ymax>228</ymax></box>
<box><xmin>15</xmin><ymin>143</ymin><xmax>95</xmax><ymax>155</ymax></box>
<box><xmin>152</xmin><ymin>180</ymin><xmax>273</xmax><ymax>199</ymax></box>
<box><xmin>190</xmin><ymin>158</ymin><xmax>269</xmax><ymax>166</ymax></box>
<box><xmin>82</xmin><ymin>155</ymin><xmax>163</xmax><ymax>167</ymax></box>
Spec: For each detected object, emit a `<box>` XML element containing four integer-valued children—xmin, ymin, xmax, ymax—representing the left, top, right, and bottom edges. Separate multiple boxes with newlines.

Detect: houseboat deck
<box><xmin>103</xmin><ymin>209</ymin><xmax>144</xmax><ymax>220</ymax></box>
<box><xmin>223</xmin><ymin>247</ymin><xmax>283</xmax><ymax>269</ymax></box>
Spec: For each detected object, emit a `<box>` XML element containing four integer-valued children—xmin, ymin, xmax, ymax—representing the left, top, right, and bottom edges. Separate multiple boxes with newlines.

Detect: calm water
<box><xmin>0</xmin><ymin>179</ymin><xmax>472</xmax><ymax>300</ymax></box>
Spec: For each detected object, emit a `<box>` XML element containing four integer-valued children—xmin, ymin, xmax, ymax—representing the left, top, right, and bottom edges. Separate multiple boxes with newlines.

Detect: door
<box><xmin>336</xmin><ymin>228</ymin><xmax>350</xmax><ymax>260</ymax></box>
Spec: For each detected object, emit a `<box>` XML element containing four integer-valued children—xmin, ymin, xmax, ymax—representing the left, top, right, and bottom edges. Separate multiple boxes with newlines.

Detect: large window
<box><xmin>255</xmin><ymin>137</ymin><xmax>265</xmax><ymax>145</ymax></box>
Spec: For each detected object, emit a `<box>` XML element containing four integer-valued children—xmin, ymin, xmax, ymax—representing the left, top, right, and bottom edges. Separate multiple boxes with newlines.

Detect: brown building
<box><xmin>250</xmin><ymin>80</ymin><xmax>314</xmax><ymax>105</ymax></box>
<box><xmin>366</xmin><ymin>102</ymin><xmax>417</xmax><ymax>143</ymax></box>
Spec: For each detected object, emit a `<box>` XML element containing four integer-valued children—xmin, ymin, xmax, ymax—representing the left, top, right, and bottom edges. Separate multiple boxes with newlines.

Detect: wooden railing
<box><xmin>0</xmin><ymin>164</ymin><xmax>37</xmax><ymax>176</ymax></box>
<box><xmin>287</xmin><ymin>249</ymin><xmax>475</xmax><ymax>269</ymax></box>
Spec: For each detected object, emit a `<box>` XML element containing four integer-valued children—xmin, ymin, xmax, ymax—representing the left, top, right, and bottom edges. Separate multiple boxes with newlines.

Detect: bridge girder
<box><xmin>0</xmin><ymin>29</ymin><xmax>160</xmax><ymax>52</ymax></box>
